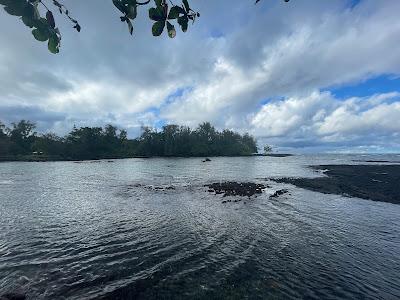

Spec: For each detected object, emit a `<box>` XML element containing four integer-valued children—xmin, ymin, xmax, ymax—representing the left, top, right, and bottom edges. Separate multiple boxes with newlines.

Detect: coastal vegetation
<box><xmin>0</xmin><ymin>120</ymin><xmax>258</xmax><ymax>161</ymax></box>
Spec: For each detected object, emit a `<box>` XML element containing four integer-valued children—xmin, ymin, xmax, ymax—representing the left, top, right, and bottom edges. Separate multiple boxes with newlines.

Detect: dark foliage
<box><xmin>135</xmin><ymin>122</ymin><xmax>257</xmax><ymax>157</ymax></box>
<box><xmin>0</xmin><ymin>120</ymin><xmax>258</xmax><ymax>160</ymax></box>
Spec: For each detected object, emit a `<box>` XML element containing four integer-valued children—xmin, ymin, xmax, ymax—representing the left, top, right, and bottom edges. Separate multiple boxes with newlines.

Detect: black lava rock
<box><xmin>269</xmin><ymin>189</ymin><xmax>289</xmax><ymax>199</ymax></box>
<box><xmin>205</xmin><ymin>182</ymin><xmax>266</xmax><ymax>198</ymax></box>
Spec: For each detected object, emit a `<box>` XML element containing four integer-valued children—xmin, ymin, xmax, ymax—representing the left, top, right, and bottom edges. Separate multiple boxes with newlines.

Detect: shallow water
<box><xmin>0</xmin><ymin>154</ymin><xmax>399</xmax><ymax>299</ymax></box>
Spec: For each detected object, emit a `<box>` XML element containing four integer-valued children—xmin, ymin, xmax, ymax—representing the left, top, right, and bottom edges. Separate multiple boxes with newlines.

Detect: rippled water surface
<box><xmin>1</xmin><ymin>155</ymin><xmax>400</xmax><ymax>299</ymax></box>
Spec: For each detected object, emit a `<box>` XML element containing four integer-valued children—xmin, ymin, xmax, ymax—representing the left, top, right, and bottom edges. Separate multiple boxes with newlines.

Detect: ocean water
<box><xmin>0</xmin><ymin>154</ymin><xmax>399</xmax><ymax>299</ymax></box>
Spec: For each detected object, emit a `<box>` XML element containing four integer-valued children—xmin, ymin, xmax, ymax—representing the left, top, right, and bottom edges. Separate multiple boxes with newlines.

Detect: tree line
<box><xmin>0</xmin><ymin>120</ymin><xmax>258</xmax><ymax>160</ymax></box>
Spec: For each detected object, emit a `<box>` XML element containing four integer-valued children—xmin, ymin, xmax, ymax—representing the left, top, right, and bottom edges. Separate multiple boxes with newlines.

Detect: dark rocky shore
<box><xmin>274</xmin><ymin>165</ymin><xmax>400</xmax><ymax>204</ymax></box>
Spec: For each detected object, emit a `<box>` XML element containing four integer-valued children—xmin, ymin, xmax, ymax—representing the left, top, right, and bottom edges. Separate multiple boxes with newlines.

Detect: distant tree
<box><xmin>242</xmin><ymin>133</ymin><xmax>258</xmax><ymax>154</ymax></box>
<box><xmin>0</xmin><ymin>121</ymin><xmax>11</xmax><ymax>156</ymax></box>
<box><xmin>192</xmin><ymin>122</ymin><xmax>216</xmax><ymax>156</ymax></box>
<box><xmin>0</xmin><ymin>0</ymin><xmax>289</xmax><ymax>53</ymax></box>
<box><xmin>136</xmin><ymin>126</ymin><xmax>161</xmax><ymax>156</ymax></box>
<box><xmin>119</xmin><ymin>129</ymin><xmax>128</xmax><ymax>141</ymax></box>
<box><xmin>33</xmin><ymin>132</ymin><xmax>65</xmax><ymax>155</ymax></box>
<box><xmin>103</xmin><ymin>124</ymin><xmax>119</xmax><ymax>153</ymax></box>
<box><xmin>1</xmin><ymin>120</ymin><xmax>258</xmax><ymax>159</ymax></box>
<box><xmin>264</xmin><ymin>145</ymin><xmax>272</xmax><ymax>154</ymax></box>
<box><xmin>162</xmin><ymin>124</ymin><xmax>180</xmax><ymax>156</ymax></box>
<box><xmin>102</xmin><ymin>124</ymin><xmax>129</xmax><ymax>156</ymax></box>
<box><xmin>9</xmin><ymin>120</ymin><xmax>36</xmax><ymax>154</ymax></box>
<box><xmin>0</xmin><ymin>121</ymin><xmax>6</xmax><ymax>137</ymax></box>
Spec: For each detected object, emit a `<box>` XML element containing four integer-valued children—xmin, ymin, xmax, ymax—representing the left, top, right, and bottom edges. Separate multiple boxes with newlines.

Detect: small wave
<box><xmin>0</xmin><ymin>180</ymin><xmax>13</xmax><ymax>185</ymax></box>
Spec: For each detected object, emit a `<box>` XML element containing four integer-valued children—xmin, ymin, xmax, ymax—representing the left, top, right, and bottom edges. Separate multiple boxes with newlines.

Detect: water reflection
<box><xmin>0</xmin><ymin>155</ymin><xmax>399</xmax><ymax>299</ymax></box>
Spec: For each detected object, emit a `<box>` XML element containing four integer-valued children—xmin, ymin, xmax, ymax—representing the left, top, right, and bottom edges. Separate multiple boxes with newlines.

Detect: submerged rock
<box><xmin>148</xmin><ymin>185</ymin><xmax>176</xmax><ymax>191</ymax></box>
<box><xmin>205</xmin><ymin>182</ymin><xmax>266</xmax><ymax>198</ymax></box>
<box><xmin>269</xmin><ymin>189</ymin><xmax>289</xmax><ymax>199</ymax></box>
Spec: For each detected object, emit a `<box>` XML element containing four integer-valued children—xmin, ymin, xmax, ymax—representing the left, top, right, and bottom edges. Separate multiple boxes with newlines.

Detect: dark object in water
<box><xmin>352</xmin><ymin>160</ymin><xmax>400</xmax><ymax>163</ymax></box>
<box><xmin>202</xmin><ymin>158</ymin><xmax>212</xmax><ymax>162</ymax></box>
<box><xmin>151</xmin><ymin>185</ymin><xmax>175</xmax><ymax>191</ymax></box>
<box><xmin>0</xmin><ymin>293</ymin><xmax>26</xmax><ymax>300</ymax></box>
<box><xmin>253</xmin><ymin>153</ymin><xmax>293</xmax><ymax>157</ymax></box>
<box><xmin>270</xmin><ymin>189</ymin><xmax>289</xmax><ymax>199</ymax></box>
<box><xmin>124</xmin><ymin>184</ymin><xmax>175</xmax><ymax>192</ymax></box>
<box><xmin>273</xmin><ymin>165</ymin><xmax>400</xmax><ymax>204</ymax></box>
<box><xmin>205</xmin><ymin>182</ymin><xmax>266</xmax><ymax>197</ymax></box>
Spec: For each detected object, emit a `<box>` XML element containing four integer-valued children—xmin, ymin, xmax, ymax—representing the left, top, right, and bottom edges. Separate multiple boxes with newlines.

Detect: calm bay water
<box><xmin>0</xmin><ymin>154</ymin><xmax>399</xmax><ymax>299</ymax></box>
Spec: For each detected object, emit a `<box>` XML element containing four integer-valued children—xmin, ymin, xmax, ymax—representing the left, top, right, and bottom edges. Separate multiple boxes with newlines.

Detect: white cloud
<box><xmin>250</xmin><ymin>91</ymin><xmax>400</xmax><ymax>150</ymax></box>
<box><xmin>1</xmin><ymin>0</ymin><xmax>400</xmax><ymax>151</ymax></box>
<box><xmin>160</xmin><ymin>0</ymin><xmax>400</xmax><ymax>130</ymax></box>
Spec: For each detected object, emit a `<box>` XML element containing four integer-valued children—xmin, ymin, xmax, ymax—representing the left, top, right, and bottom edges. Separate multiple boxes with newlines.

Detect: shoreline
<box><xmin>253</xmin><ymin>153</ymin><xmax>293</xmax><ymax>157</ymax></box>
<box><xmin>0</xmin><ymin>154</ymin><xmax>293</xmax><ymax>163</ymax></box>
<box><xmin>273</xmin><ymin>164</ymin><xmax>400</xmax><ymax>204</ymax></box>
<box><xmin>0</xmin><ymin>155</ymin><xmax>150</xmax><ymax>163</ymax></box>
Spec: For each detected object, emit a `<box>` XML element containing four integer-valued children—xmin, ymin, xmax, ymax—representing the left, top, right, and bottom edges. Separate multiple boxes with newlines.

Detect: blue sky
<box><xmin>0</xmin><ymin>0</ymin><xmax>399</xmax><ymax>152</ymax></box>
<box><xmin>328</xmin><ymin>76</ymin><xmax>400</xmax><ymax>99</ymax></box>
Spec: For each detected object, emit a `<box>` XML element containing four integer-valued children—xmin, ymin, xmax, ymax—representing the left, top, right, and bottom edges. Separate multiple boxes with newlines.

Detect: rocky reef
<box><xmin>205</xmin><ymin>182</ymin><xmax>267</xmax><ymax>198</ymax></box>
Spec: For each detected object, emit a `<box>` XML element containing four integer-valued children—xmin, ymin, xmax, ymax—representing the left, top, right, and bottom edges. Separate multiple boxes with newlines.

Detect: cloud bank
<box><xmin>0</xmin><ymin>0</ymin><xmax>399</xmax><ymax>152</ymax></box>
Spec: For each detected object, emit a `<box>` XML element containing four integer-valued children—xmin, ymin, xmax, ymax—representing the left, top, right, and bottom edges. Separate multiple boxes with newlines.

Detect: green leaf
<box><xmin>182</xmin><ymin>0</ymin><xmax>190</xmax><ymax>12</ymax></box>
<box><xmin>32</xmin><ymin>4</ymin><xmax>40</xmax><ymax>20</ymax></box>
<box><xmin>149</xmin><ymin>7</ymin><xmax>164</xmax><ymax>21</ymax></box>
<box><xmin>168</xmin><ymin>6</ymin><xmax>184</xmax><ymax>19</ymax></box>
<box><xmin>48</xmin><ymin>34</ymin><xmax>60</xmax><ymax>54</ymax></box>
<box><xmin>73</xmin><ymin>23</ymin><xmax>81</xmax><ymax>32</ymax></box>
<box><xmin>124</xmin><ymin>0</ymin><xmax>137</xmax><ymax>5</ymax></box>
<box><xmin>126</xmin><ymin>19</ymin><xmax>133</xmax><ymax>35</ymax></box>
<box><xmin>178</xmin><ymin>16</ymin><xmax>188</xmax><ymax>32</ymax></box>
<box><xmin>152</xmin><ymin>20</ymin><xmax>165</xmax><ymax>36</ymax></box>
<box><xmin>3</xmin><ymin>1</ymin><xmax>27</xmax><ymax>16</ymax></box>
<box><xmin>166</xmin><ymin>21</ymin><xmax>176</xmax><ymax>38</ymax></box>
<box><xmin>112</xmin><ymin>0</ymin><xmax>127</xmax><ymax>14</ymax></box>
<box><xmin>126</xmin><ymin>4</ymin><xmax>137</xmax><ymax>19</ymax></box>
<box><xmin>46</xmin><ymin>10</ymin><xmax>55</xmax><ymax>28</ymax></box>
<box><xmin>154</xmin><ymin>0</ymin><xmax>162</xmax><ymax>8</ymax></box>
<box><xmin>22</xmin><ymin>15</ymin><xmax>34</xmax><ymax>28</ymax></box>
<box><xmin>21</xmin><ymin>3</ymin><xmax>37</xmax><ymax>28</ymax></box>
<box><xmin>22</xmin><ymin>3</ymin><xmax>35</xmax><ymax>19</ymax></box>
<box><xmin>32</xmin><ymin>28</ymin><xmax>49</xmax><ymax>42</ymax></box>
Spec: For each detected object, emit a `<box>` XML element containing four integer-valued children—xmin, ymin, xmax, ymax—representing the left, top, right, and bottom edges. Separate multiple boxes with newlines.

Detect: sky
<box><xmin>0</xmin><ymin>0</ymin><xmax>400</xmax><ymax>153</ymax></box>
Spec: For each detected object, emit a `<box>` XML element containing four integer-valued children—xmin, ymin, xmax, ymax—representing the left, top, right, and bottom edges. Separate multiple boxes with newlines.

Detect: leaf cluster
<box><xmin>1</xmin><ymin>0</ymin><xmax>290</xmax><ymax>54</ymax></box>
<box><xmin>112</xmin><ymin>0</ymin><xmax>199</xmax><ymax>38</ymax></box>
<box><xmin>0</xmin><ymin>0</ymin><xmax>80</xmax><ymax>53</ymax></box>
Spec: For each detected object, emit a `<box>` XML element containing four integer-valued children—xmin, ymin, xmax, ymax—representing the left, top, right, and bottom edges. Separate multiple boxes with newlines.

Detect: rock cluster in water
<box><xmin>269</xmin><ymin>189</ymin><xmax>289</xmax><ymax>199</ymax></box>
<box><xmin>153</xmin><ymin>186</ymin><xmax>175</xmax><ymax>191</ymax></box>
<box><xmin>205</xmin><ymin>182</ymin><xmax>267</xmax><ymax>198</ymax></box>
<box><xmin>125</xmin><ymin>183</ymin><xmax>176</xmax><ymax>192</ymax></box>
